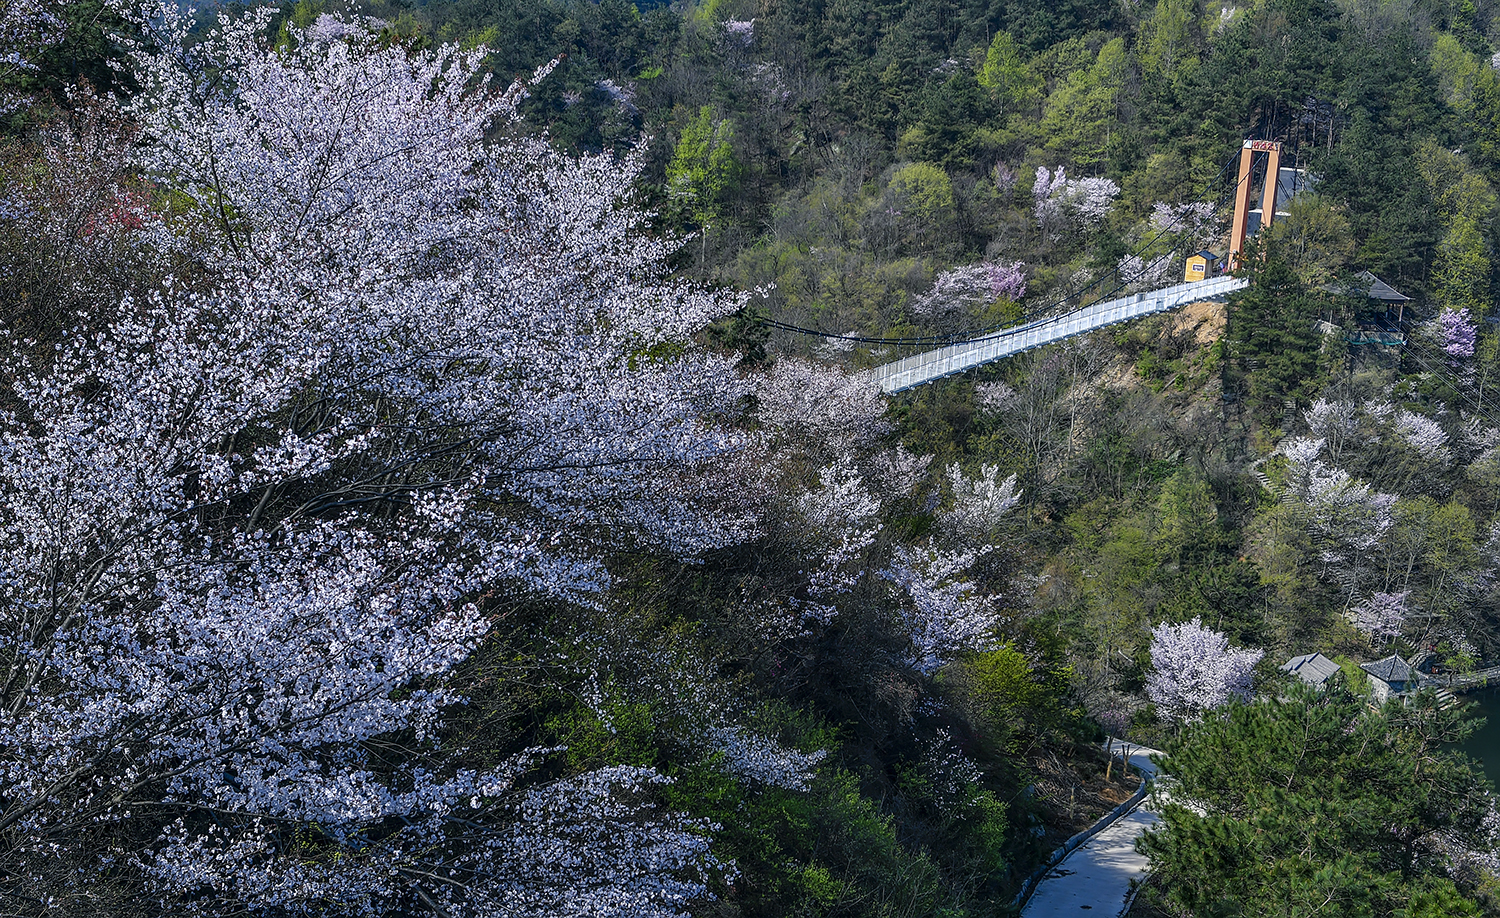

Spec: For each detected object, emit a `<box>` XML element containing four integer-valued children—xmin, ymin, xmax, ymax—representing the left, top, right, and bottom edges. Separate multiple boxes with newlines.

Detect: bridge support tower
<box><xmin>1228</xmin><ymin>139</ymin><xmax>1283</xmax><ymax>270</ymax></box>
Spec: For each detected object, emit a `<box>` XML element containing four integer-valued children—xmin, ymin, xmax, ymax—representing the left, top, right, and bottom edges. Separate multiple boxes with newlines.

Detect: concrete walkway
<box><xmin>1021</xmin><ymin>741</ymin><xmax>1165</xmax><ymax>918</ymax></box>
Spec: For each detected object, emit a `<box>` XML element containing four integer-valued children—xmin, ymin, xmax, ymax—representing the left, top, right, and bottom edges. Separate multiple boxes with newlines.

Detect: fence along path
<box><xmin>870</xmin><ymin>275</ymin><xmax>1250</xmax><ymax>394</ymax></box>
<box><xmin>1424</xmin><ymin>664</ymin><xmax>1500</xmax><ymax>693</ymax></box>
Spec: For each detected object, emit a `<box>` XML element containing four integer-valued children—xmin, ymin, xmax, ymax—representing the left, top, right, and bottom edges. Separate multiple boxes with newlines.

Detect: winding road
<box><xmin>1021</xmin><ymin>741</ymin><xmax>1166</xmax><ymax>918</ymax></box>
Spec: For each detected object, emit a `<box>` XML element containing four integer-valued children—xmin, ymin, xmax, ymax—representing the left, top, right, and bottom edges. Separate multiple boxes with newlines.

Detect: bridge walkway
<box><xmin>870</xmin><ymin>276</ymin><xmax>1249</xmax><ymax>394</ymax></box>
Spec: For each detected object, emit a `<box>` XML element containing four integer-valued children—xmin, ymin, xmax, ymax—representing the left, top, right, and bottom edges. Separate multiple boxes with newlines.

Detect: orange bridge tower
<box><xmin>1228</xmin><ymin>139</ymin><xmax>1283</xmax><ymax>270</ymax></box>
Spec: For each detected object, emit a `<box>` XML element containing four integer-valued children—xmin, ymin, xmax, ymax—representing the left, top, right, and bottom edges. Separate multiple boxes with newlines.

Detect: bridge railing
<box><xmin>870</xmin><ymin>275</ymin><xmax>1249</xmax><ymax>394</ymax></box>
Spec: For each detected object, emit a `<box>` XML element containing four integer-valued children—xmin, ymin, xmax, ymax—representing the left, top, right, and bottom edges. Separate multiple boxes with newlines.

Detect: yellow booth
<box><xmin>1184</xmin><ymin>250</ymin><xmax>1218</xmax><ymax>283</ymax></box>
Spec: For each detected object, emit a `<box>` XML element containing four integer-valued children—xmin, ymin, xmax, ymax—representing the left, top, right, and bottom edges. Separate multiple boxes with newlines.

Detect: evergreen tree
<box><xmin>1139</xmin><ymin>685</ymin><xmax>1490</xmax><ymax>918</ymax></box>
<box><xmin>1225</xmin><ymin>257</ymin><xmax>1324</xmax><ymax>419</ymax></box>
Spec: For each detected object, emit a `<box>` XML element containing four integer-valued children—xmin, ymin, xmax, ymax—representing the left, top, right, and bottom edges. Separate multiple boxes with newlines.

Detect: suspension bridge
<box><xmin>869</xmin><ymin>275</ymin><xmax>1248</xmax><ymax>394</ymax></box>
<box><xmin>764</xmin><ymin>140</ymin><xmax>1292</xmax><ymax>393</ymax></box>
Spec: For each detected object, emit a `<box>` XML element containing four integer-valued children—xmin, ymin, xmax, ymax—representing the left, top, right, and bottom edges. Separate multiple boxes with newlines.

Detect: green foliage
<box><xmin>1332</xmin><ymin>655</ymin><xmax>1371</xmax><ymax>696</ymax></box>
<box><xmin>947</xmin><ymin>644</ymin><xmax>1072</xmax><ymax>753</ymax></box>
<box><xmin>276</xmin><ymin>0</ymin><xmax>325</xmax><ymax>48</ymax></box>
<box><xmin>1153</xmin><ymin>470</ymin><xmax>1224</xmax><ymax>563</ymax></box>
<box><xmin>5</xmin><ymin>0</ymin><xmax>136</xmax><ymax>114</ymax></box>
<box><xmin>545</xmin><ymin>695</ymin><xmax>658</xmax><ymax>771</ymax></box>
<box><xmin>1416</xmin><ymin>141</ymin><xmax>1499</xmax><ymax>317</ymax></box>
<box><xmin>881</xmin><ymin>162</ymin><xmax>958</xmax><ymax>255</ymax></box>
<box><xmin>1140</xmin><ymin>686</ymin><xmax>1491</xmax><ymax>918</ymax></box>
<box><xmin>1040</xmin><ymin>37</ymin><xmax>1128</xmax><ymax>166</ymax></box>
<box><xmin>1225</xmin><ymin>257</ymin><xmax>1325</xmax><ymax>420</ymax></box>
<box><xmin>1137</xmin><ymin>0</ymin><xmax>1199</xmax><ymax>79</ymax></box>
<box><xmin>666</xmin><ymin>105</ymin><xmax>742</xmax><ymax>229</ymax></box>
<box><xmin>675</xmin><ymin>764</ymin><xmax>955</xmax><ymax>918</ymax></box>
<box><xmin>978</xmin><ymin>31</ymin><xmax>1041</xmax><ymax>110</ymax></box>
<box><xmin>1265</xmin><ymin>195</ymin><xmax>1356</xmax><ymax>285</ymax></box>
<box><xmin>907</xmin><ymin>74</ymin><xmax>997</xmax><ymax>168</ymax></box>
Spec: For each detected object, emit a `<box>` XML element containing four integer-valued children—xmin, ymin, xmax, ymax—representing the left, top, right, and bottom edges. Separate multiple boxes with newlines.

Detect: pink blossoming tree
<box><xmin>912</xmin><ymin>260</ymin><xmax>1027</xmax><ymax>319</ymax></box>
<box><xmin>1433</xmin><ymin>306</ymin><xmax>1478</xmax><ymax>360</ymax></box>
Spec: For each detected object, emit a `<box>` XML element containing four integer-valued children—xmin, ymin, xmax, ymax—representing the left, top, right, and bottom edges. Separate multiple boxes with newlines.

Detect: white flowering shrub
<box><xmin>1149</xmin><ymin>201</ymin><xmax>1221</xmax><ymax>250</ymax></box>
<box><xmin>975</xmin><ymin>381</ymin><xmax>1017</xmax><ymax>413</ymax></box>
<box><xmin>0</xmin><ymin>0</ymin><xmax>67</xmax><ymax>111</ymax></box>
<box><xmin>1460</xmin><ymin>417</ymin><xmax>1500</xmax><ymax>454</ymax></box>
<box><xmin>919</xmin><ymin>728</ymin><xmax>985</xmax><ymax>802</ymax></box>
<box><xmin>1033</xmin><ymin>165</ymin><xmax>1119</xmax><ymax>237</ymax></box>
<box><xmin>1304</xmin><ymin>398</ymin><xmax>1359</xmax><ymax>460</ymax></box>
<box><xmin>1279</xmin><ymin>435</ymin><xmax>1326</xmax><ymax>490</ymax></box>
<box><xmin>940</xmin><ymin>463</ymin><xmax>1021</xmax><ymax>539</ymax></box>
<box><xmin>870</xmin><ymin>444</ymin><xmax>934</xmax><ymax>498</ymax></box>
<box><xmin>1072</xmin><ymin>177</ymin><xmax>1122</xmax><ymax>225</ymax></box>
<box><xmin>722</xmin><ymin>18</ymin><xmax>755</xmax><ymax>46</ymax></box>
<box><xmin>1395</xmin><ymin>409</ymin><xmax>1451</xmax><ymax>463</ymax></box>
<box><xmin>1364</xmin><ymin>398</ymin><xmax>1396</xmax><ymax>423</ymax></box>
<box><xmin>1306</xmin><ymin>466</ymin><xmax>1398</xmax><ymax>547</ymax></box>
<box><xmin>1283</xmin><ymin>446</ymin><xmax>1398</xmax><ymax>597</ymax></box>
<box><xmin>1117</xmin><ymin>251</ymin><xmax>1180</xmax><ymax>293</ymax></box>
<box><xmin>1348</xmin><ymin>590</ymin><xmax>1411</xmax><ymax>641</ymax></box>
<box><xmin>755</xmin><ymin>358</ymin><xmax>891</xmax><ymax>459</ymax></box>
<box><xmin>793</xmin><ymin>461</ymin><xmax>884</xmax><ymax>616</ymax></box>
<box><xmin>708</xmin><ymin>727</ymin><xmax>828</xmax><ymax>791</ymax></box>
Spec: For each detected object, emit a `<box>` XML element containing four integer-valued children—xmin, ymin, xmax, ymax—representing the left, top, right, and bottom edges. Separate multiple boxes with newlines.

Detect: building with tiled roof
<box><xmin>1360</xmin><ymin>654</ymin><xmax>1414</xmax><ymax>702</ymax></box>
<box><xmin>1282</xmin><ymin>653</ymin><xmax>1341</xmax><ymax>689</ymax></box>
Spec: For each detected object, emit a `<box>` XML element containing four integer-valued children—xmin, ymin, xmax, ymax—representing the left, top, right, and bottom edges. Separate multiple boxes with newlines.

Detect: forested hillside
<box><xmin>4</xmin><ymin>0</ymin><xmax>1500</xmax><ymax>915</ymax></box>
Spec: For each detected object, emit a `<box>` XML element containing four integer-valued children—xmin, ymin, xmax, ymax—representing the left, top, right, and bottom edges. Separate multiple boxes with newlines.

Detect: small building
<box><xmin>1183</xmin><ymin>250</ymin><xmax>1218</xmax><ymax>283</ymax></box>
<box><xmin>1360</xmin><ymin>654</ymin><xmax>1415</xmax><ymax>703</ymax></box>
<box><xmin>1282</xmin><ymin>652</ymin><xmax>1341</xmax><ymax>690</ymax></box>
<box><xmin>1320</xmin><ymin>270</ymin><xmax>1412</xmax><ymax>326</ymax></box>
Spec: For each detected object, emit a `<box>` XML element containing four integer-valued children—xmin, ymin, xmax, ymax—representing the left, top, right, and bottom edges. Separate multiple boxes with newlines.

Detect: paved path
<box><xmin>1021</xmin><ymin>741</ymin><xmax>1165</xmax><ymax>918</ymax></box>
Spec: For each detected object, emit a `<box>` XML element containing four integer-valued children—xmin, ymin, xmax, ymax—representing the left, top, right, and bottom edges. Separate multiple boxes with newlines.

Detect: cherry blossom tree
<box><xmin>1033</xmin><ymin>165</ymin><xmax>1119</xmax><ymax>237</ymax></box>
<box><xmin>1349</xmin><ymin>590</ymin><xmax>1411</xmax><ymax>642</ymax></box>
<box><xmin>1282</xmin><ymin>438</ymin><xmax>1399</xmax><ymax>599</ymax></box>
<box><xmin>881</xmin><ymin>545</ymin><xmax>1000</xmax><ymax>675</ymax></box>
<box><xmin>722</xmin><ymin>18</ymin><xmax>755</xmax><ymax>46</ymax></box>
<box><xmin>754</xmin><ymin>358</ymin><xmax>890</xmax><ymax>459</ymax></box>
<box><xmin>1071</xmin><ymin>177</ymin><xmax>1122</xmax><ymax>226</ymax></box>
<box><xmin>1033</xmin><ymin>164</ymin><xmax>1070</xmax><ymax>213</ymax></box>
<box><xmin>708</xmin><ymin>727</ymin><xmax>827</xmax><ymax>791</ymax></box>
<box><xmin>0</xmin><ymin>0</ymin><xmax>68</xmax><ymax>111</ymax></box>
<box><xmin>1118</xmin><ymin>251</ymin><xmax>1180</xmax><ymax>292</ymax></box>
<box><xmin>791</xmin><ymin>460</ymin><xmax>884</xmax><ymax>621</ymax></box>
<box><xmin>1304</xmin><ymin>398</ymin><xmax>1359</xmax><ymax>461</ymax></box>
<box><xmin>1433</xmin><ymin>306</ymin><xmax>1478</xmax><ymax>360</ymax></box>
<box><xmin>1146</xmin><ymin>618</ymin><xmax>1263</xmax><ymax>721</ymax></box>
<box><xmin>975</xmin><ymin>381</ymin><xmax>1016</xmax><ymax>413</ymax></box>
<box><xmin>0</xmin><ymin>8</ymin><xmax>756</xmax><ymax>914</ymax></box>
<box><xmin>912</xmin><ymin>260</ymin><xmax>1027</xmax><ymax>320</ymax></box>
<box><xmin>940</xmin><ymin>462</ymin><xmax>1021</xmax><ymax>540</ymax></box>
<box><xmin>1395</xmin><ymin>409</ymin><xmax>1451</xmax><ymax>463</ymax></box>
<box><xmin>1150</xmin><ymin>201</ymin><xmax>1221</xmax><ymax>251</ymax></box>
